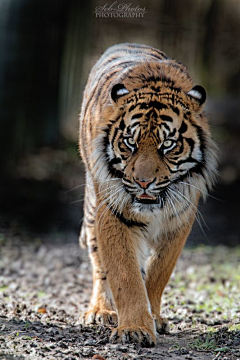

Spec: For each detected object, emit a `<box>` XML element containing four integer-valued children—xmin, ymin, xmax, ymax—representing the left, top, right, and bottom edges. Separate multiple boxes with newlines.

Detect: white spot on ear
<box><xmin>116</xmin><ymin>88</ymin><xmax>129</xmax><ymax>96</ymax></box>
<box><xmin>187</xmin><ymin>89</ymin><xmax>202</xmax><ymax>100</ymax></box>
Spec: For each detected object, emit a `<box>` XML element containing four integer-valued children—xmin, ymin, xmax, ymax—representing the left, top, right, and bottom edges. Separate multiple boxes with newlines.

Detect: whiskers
<box><xmin>179</xmin><ymin>180</ymin><xmax>224</xmax><ymax>203</ymax></box>
<box><xmin>67</xmin><ymin>178</ymin><xmax>120</xmax><ymax>204</ymax></box>
<box><xmin>64</xmin><ymin>183</ymin><xmax>86</xmax><ymax>194</ymax></box>
<box><xmin>65</xmin><ymin>177</ymin><xmax>120</xmax><ymax>194</ymax></box>
<box><xmin>165</xmin><ymin>184</ymin><xmax>209</xmax><ymax>237</ymax></box>
<box><xmin>96</xmin><ymin>182</ymin><xmax>128</xmax><ymax>232</ymax></box>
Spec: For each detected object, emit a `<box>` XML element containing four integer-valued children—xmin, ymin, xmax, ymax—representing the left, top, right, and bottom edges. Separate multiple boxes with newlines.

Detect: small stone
<box><xmin>118</xmin><ymin>346</ymin><xmax>128</xmax><ymax>352</ymax></box>
<box><xmin>30</xmin><ymin>343</ymin><xmax>38</xmax><ymax>348</ymax></box>
<box><xmin>59</xmin><ymin>342</ymin><xmax>68</xmax><ymax>349</ymax></box>
<box><xmin>84</xmin><ymin>339</ymin><xmax>96</xmax><ymax>346</ymax></box>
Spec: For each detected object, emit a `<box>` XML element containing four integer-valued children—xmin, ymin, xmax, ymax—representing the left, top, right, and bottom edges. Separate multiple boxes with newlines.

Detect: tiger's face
<box><xmin>102</xmin><ymin>82</ymin><xmax>208</xmax><ymax>212</ymax></box>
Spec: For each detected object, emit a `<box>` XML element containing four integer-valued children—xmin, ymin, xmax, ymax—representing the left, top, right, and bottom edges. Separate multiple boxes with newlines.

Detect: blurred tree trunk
<box><xmin>0</xmin><ymin>0</ymin><xmax>92</xmax><ymax>175</ymax></box>
<box><xmin>59</xmin><ymin>0</ymin><xmax>92</xmax><ymax>141</ymax></box>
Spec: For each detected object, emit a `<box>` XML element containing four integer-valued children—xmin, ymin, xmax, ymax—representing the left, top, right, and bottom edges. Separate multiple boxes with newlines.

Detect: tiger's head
<box><xmin>94</xmin><ymin>63</ymin><xmax>217</xmax><ymax>214</ymax></box>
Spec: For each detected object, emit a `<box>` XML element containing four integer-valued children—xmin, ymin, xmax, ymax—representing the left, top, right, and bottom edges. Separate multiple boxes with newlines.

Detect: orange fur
<box><xmin>78</xmin><ymin>43</ymin><xmax>218</xmax><ymax>346</ymax></box>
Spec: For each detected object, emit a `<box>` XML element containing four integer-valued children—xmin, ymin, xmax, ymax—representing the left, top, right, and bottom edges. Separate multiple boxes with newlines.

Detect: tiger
<box><xmin>78</xmin><ymin>43</ymin><xmax>218</xmax><ymax>347</ymax></box>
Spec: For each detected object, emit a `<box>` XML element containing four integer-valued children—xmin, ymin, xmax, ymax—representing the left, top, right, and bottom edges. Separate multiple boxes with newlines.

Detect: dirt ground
<box><xmin>0</xmin><ymin>230</ymin><xmax>240</xmax><ymax>360</ymax></box>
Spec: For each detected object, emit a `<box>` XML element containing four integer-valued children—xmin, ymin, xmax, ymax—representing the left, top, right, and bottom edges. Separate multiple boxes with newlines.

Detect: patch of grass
<box><xmin>191</xmin><ymin>333</ymin><xmax>217</xmax><ymax>351</ymax></box>
<box><xmin>228</xmin><ymin>323</ymin><xmax>240</xmax><ymax>331</ymax></box>
<box><xmin>163</xmin><ymin>246</ymin><xmax>240</xmax><ymax>328</ymax></box>
<box><xmin>22</xmin><ymin>336</ymin><xmax>32</xmax><ymax>340</ymax></box>
<box><xmin>206</xmin><ymin>326</ymin><xmax>218</xmax><ymax>333</ymax></box>
<box><xmin>24</xmin><ymin>322</ymin><xmax>30</xmax><ymax>329</ymax></box>
<box><xmin>37</xmin><ymin>291</ymin><xmax>47</xmax><ymax>298</ymax></box>
<box><xmin>214</xmin><ymin>346</ymin><xmax>229</xmax><ymax>352</ymax></box>
<box><xmin>0</xmin><ymin>286</ymin><xmax>8</xmax><ymax>291</ymax></box>
<box><xmin>169</xmin><ymin>342</ymin><xmax>187</xmax><ymax>353</ymax></box>
<box><xmin>170</xmin><ymin>342</ymin><xmax>182</xmax><ymax>351</ymax></box>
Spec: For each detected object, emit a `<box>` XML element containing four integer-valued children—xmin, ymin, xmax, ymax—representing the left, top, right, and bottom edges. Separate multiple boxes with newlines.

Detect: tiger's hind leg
<box><xmin>79</xmin><ymin>185</ymin><xmax>117</xmax><ymax>326</ymax></box>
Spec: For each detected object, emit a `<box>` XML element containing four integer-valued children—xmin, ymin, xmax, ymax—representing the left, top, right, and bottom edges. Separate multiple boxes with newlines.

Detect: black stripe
<box><xmin>122</xmin><ymin>178</ymin><xmax>133</xmax><ymax>185</ymax></box>
<box><xmin>151</xmin><ymin>85</ymin><xmax>161</xmax><ymax>92</ymax></box>
<box><xmin>101</xmin><ymin>45</ymin><xmax>167</xmax><ymax>62</ymax></box>
<box><xmin>190</xmin><ymin>123</ymin><xmax>206</xmax><ymax>159</ymax></box>
<box><xmin>129</xmin><ymin>103</ymin><xmax>137</xmax><ymax>112</ymax></box>
<box><xmin>164</xmin><ymin>162</ymin><xmax>179</xmax><ymax>174</ymax></box>
<box><xmin>179</xmin><ymin>121</ymin><xmax>188</xmax><ymax>134</ymax></box>
<box><xmin>169</xmin><ymin>105</ymin><xmax>180</xmax><ymax>115</ymax></box>
<box><xmin>108</xmin><ymin>168</ymin><xmax>124</xmax><ymax>179</ymax></box>
<box><xmin>119</xmin><ymin>118</ymin><xmax>126</xmax><ymax>130</ymax></box>
<box><xmin>160</xmin><ymin>122</ymin><xmax>170</xmax><ymax>132</ymax></box>
<box><xmin>184</xmin><ymin>137</ymin><xmax>195</xmax><ymax>155</ymax></box>
<box><xmin>89</xmin><ymin>245</ymin><xmax>98</xmax><ymax>253</ymax></box>
<box><xmin>168</xmin><ymin>204</ymin><xmax>189</xmax><ymax>220</ymax></box>
<box><xmin>171</xmin><ymin>141</ymin><xmax>184</xmax><ymax>156</ymax></box>
<box><xmin>124</xmin><ymin>44</ymin><xmax>168</xmax><ymax>59</ymax></box>
<box><xmin>95</xmin><ymin>61</ymin><xmax>134</xmax><ymax>104</ymax></box>
<box><xmin>167</xmin><ymin>157</ymin><xmax>199</xmax><ymax>166</ymax></box>
<box><xmin>85</xmin><ymin>202</ymin><xmax>95</xmax><ymax>218</ymax></box>
<box><xmin>108</xmin><ymin>157</ymin><xmax>122</xmax><ymax>168</ymax></box>
<box><xmin>155</xmin><ymin>179</ymin><xmax>170</xmax><ymax>186</ymax></box>
<box><xmin>173</xmin><ymin>165</ymin><xmax>205</xmax><ymax>186</ymax></box>
<box><xmin>169</xmin><ymin>129</ymin><xmax>177</xmax><ymax>137</ymax></box>
<box><xmin>131</xmin><ymin>113</ymin><xmax>142</xmax><ymax>120</ymax></box>
<box><xmin>85</xmin><ymin>216</ymin><xmax>95</xmax><ymax>225</ymax></box>
<box><xmin>146</xmin><ymin>52</ymin><xmax>166</xmax><ymax>61</ymax></box>
<box><xmin>102</xmin><ymin>129</ymin><xmax>124</xmax><ymax>179</ymax></box>
<box><xmin>112</xmin><ymin>126</ymin><xmax>120</xmax><ymax>145</ymax></box>
<box><xmin>143</xmin><ymin>101</ymin><xmax>168</xmax><ymax>111</ymax></box>
<box><xmin>103</xmin><ymin>130</ymin><xmax>110</xmax><ymax>155</ymax></box>
<box><xmin>141</xmin><ymin>267</ymin><xmax>146</xmax><ymax>280</ymax></box>
<box><xmin>131</xmin><ymin>121</ymin><xmax>141</xmax><ymax>129</ymax></box>
<box><xmin>183</xmin><ymin>111</ymin><xmax>191</xmax><ymax>120</ymax></box>
<box><xmin>109</xmin><ymin>204</ymin><xmax>146</xmax><ymax>228</ymax></box>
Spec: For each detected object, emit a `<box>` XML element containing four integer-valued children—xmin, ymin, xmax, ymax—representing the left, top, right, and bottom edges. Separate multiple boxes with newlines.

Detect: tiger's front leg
<box><xmin>145</xmin><ymin>220</ymin><xmax>195</xmax><ymax>334</ymax></box>
<box><xmin>96</xmin><ymin>204</ymin><xmax>156</xmax><ymax>347</ymax></box>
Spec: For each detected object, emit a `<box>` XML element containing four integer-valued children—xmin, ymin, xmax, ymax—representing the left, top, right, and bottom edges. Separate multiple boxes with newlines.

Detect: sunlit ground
<box><xmin>0</xmin><ymin>231</ymin><xmax>239</xmax><ymax>359</ymax></box>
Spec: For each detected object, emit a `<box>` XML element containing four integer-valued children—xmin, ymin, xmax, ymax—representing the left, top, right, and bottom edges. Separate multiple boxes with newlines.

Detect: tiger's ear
<box><xmin>111</xmin><ymin>84</ymin><xmax>129</xmax><ymax>103</ymax></box>
<box><xmin>187</xmin><ymin>85</ymin><xmax>206</xmax><ymax>107</ymax></box>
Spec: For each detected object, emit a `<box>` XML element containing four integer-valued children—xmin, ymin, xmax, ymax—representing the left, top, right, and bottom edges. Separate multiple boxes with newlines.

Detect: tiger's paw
<box><xmin>79</xmin><ymin>309</ymin><xmax>118</xmax><ymax>326</ymax></box>
<box><xmin>110</xmin><ymin>325</ymin><xmax>156</xmax><ymax>347</ymax></box>
<box><xmin>152</xmin><ymin>314</ymin><xmax>170</xmax><ymax>334</ymax></box>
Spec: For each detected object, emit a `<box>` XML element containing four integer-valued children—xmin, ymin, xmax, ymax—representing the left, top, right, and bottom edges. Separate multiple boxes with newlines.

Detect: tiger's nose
<box><xmin>135</xmin><ymin>178</ymin><xmax>155</xmax><ymax>189</ymax></box>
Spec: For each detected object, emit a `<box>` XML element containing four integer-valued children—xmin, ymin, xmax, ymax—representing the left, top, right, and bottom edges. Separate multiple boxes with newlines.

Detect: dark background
<box><xmin>0</xmin><ymin>0</ymin><xmax>240</xmax><ymax>246</ymax></box>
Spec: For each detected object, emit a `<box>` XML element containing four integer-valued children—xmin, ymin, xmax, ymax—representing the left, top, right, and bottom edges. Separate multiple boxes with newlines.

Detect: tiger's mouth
<box><xmin>135</xmin><ymin>193</ymin><xmax>159</xmax><ymax>204</ymax></box>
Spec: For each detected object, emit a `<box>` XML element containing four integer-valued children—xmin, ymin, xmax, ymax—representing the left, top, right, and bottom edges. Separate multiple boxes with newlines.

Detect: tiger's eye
<box><xmin>128</xmin><ymin>138</ymin><xmax>136</xmax><ymax>145</ymax></box>
<box><xmin>124</xmin><ymin>137</ymin><xmax>136</xmax><ymax>151</ymax></box>
<box><xmin>163</xmin><ymin>140</ymin><xmax>174</xmax><ymax>148</ymax></box>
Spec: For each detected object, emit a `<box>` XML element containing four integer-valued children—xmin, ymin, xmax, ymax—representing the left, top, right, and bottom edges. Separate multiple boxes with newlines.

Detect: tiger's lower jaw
<box><xmin>131</xmin><ymin>196</ymin><xmax>165</xmax><ymax>213</ymax></box>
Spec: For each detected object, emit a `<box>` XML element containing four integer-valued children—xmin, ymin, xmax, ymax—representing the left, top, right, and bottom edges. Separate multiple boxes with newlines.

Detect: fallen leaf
<box><xmin>92</xmin><ymin>355</ymin><xmax>106</xmax><ymax>360</ymax></box>
<box><xmin>37</xmin><ymin>308</ymin><xmax>47</xmax><ymax>314</ymax></box>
